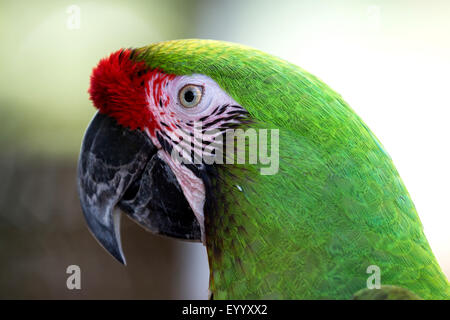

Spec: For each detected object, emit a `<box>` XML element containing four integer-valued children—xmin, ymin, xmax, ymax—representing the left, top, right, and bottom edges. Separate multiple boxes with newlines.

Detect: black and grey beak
<box><xmin>77</xmin><ymin>112</ymin><xmax>201</xmax><ymax>264</ymax></box>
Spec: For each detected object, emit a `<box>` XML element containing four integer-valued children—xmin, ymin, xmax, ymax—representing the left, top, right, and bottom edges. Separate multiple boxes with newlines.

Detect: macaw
<box><xmin>77</xmin><ymin>39</ymin><xmax>449</xmax><ymax>299</ymax></box>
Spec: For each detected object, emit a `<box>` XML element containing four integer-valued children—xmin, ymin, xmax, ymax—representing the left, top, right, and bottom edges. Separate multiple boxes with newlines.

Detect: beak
<box><xmin>77</xmin><ymin>112</ymin><xmax>201</xmax><ymax>265</ymax></box>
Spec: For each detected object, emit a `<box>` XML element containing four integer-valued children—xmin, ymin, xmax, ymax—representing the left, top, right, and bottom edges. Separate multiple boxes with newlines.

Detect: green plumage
<box><xmin>353</xmin><ymin>285</ymin><xmax>422</xmax><ymax>300</ymax></box>
<box><xmin>136</xmin><ymin>39</ymin><xmax>449</xmax><ymax>299</ymax></box>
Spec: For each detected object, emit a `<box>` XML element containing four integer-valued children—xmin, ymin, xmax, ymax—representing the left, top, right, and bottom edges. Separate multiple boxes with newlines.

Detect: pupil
<box><xmin>184</xmin><ymin>90</ymin><xmax>195</xmax><ymax>103</ymax></box>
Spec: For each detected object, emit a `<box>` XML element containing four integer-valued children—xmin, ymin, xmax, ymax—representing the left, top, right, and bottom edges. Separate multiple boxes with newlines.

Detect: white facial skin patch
<box><xmin>144</xmin><ymin>73</ymin><xmax>247</xmax><ymax>244</ymax></box>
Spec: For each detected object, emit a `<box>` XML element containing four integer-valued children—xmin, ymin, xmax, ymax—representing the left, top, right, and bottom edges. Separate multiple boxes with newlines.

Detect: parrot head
<box><xmin>78</xmin><ymin>40</ymin><xmax>262</xmax><ymax>264</ymax></box>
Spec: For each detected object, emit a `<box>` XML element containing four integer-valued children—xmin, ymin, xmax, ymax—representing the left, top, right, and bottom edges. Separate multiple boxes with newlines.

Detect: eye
<box><xmin>179</xmin><ymin>84</ymin><xmax>203</xmax><ymax>108</ymax></box>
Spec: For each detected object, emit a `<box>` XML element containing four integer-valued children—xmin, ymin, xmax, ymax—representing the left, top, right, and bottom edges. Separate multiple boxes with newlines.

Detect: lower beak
<box><xmin>77</xmin><ymin>112</ymin><xmax>201</xmax><ymax>264</ymax></box>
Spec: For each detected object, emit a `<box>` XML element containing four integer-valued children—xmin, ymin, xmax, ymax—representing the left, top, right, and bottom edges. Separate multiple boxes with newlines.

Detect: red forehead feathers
<box><xmin>88</xmin><ymin>49</ymin><xmax>155</xmax><ymax>131</ymax></box>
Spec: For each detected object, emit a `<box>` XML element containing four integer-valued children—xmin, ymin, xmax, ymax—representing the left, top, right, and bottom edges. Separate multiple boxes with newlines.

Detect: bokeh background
<box><xmin>0</xmin><ymin>0</ymin><xmax>449</xmax><ymax>299</ymax></box>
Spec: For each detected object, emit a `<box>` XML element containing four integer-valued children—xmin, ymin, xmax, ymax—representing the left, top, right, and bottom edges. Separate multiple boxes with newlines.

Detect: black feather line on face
<box><xmin>159</xmin><ymin>129</ymin><xmax>180</xmax><ymax>146</ymax></box>
<box><xmin>199</xmin><ymin>114</ymin><xmax>211</xmax><ymax>122</ymax></box>
<box><xmin>156</xmin><ymin>131</ymin><xmax>173</xmax><ymax>155</ymax></box>
<box><xmin>158</xmin><ymin>128</ymin><xmax>205</xmax><ymax>168</ymax></box>
<box><xmin>215</xmin><ymin>104</ymin><xmax>229</xmax><ymax>116</ymax></box>
<box><xmin>156</xmin><ymin>103</ymin><xmax>251</xmax><ymax>175</ymax></box>
<box><xmin>225</xmin><ymin>109</ymin><xmax>249</xmax><ymax>116</ymax></box>
<box><xmin>160</xmin><ymin>121</ymin><xmax>170</xmax><ymax>128</ymax></box>
<box><xmin>210</xmin><ymin>105</ymin><xmax>220</xmax><ymax>116</ymax></box>
<box><xmin>202</xmin><ymin>115</ymin><xmax>246</xmax><ymax>130</ymax></box>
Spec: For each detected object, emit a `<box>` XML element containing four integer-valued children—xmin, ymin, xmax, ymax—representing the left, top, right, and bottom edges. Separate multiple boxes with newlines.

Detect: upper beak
<box><xmin>77</xmin><ymin>112</ymin><xmax>201</xmax><ymax>264</ymax></box>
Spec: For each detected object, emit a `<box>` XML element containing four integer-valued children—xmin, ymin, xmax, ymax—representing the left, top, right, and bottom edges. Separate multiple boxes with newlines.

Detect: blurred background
<box><xmin>0</xmin><ymin>0</ymin><xmax>449</xmax><ymax>299</ymax></box>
